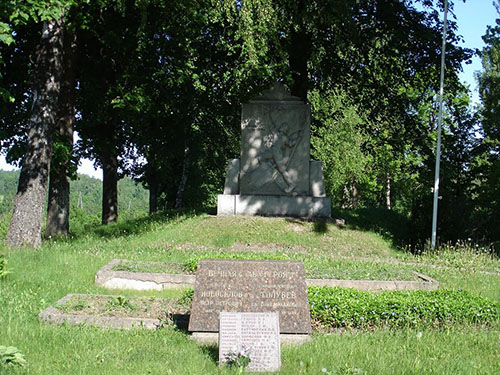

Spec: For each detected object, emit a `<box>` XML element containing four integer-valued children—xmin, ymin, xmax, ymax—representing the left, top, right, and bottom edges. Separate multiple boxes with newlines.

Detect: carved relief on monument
<box><xmin>239</xmin><ymin>85</ymin><xmax>310</xmax><ymax>196</ymax></box>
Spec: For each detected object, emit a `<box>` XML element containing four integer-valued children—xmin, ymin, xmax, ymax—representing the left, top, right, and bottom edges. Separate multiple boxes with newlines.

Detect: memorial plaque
<box><xmin>219</xmin><ymin>312</ymin><xmax>281</xmax><ymax>372</ymax></box>
<box><xmin>188</xmin><ymin>259</ymin><xmax>311</xmax><ymax>334</ymax></box>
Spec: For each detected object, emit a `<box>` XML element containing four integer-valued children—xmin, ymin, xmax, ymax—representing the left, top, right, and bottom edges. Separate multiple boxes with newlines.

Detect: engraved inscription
<box><xmin>219</xmin><ymin>312</ymin><xmax>281</xmax><ymax>373</ymax></box>
<box><xmin>188</xmin><ymin>259</ymin><xmax>311</xmax><ymax>334</ymax></box>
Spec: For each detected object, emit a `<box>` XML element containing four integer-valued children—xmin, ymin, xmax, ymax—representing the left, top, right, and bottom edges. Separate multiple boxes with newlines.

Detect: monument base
<box><xmin>217</xmin><ymin>194</ymin><xmax>331</xmax><ymax>218</ymax></box>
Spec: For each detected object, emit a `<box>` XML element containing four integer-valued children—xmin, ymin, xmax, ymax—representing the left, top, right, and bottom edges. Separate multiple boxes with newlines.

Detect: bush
<box><xmin>0</xmin><ymin>254</ymin><xmax>10</xmax><ymax>279</ymax></box>
<box><xmin>308</xmin><ymin>287</ymin><xmax>500</xmax><ymax>329</ymax></box>
<box><xmin>178</xmin><ymin>287</ymin><xmax>194</xmax><ymax>306</ymax></box>
<box><xmin>0</xmin><ymin>346</ymin><xmax>26</xmax><ymax>368</ymax></box>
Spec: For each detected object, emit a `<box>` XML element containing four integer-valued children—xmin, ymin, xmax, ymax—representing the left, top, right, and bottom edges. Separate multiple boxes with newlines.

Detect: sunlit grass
<box><xmin>1</xmin><ymin>212</ymin><xmax>499</xmax><ymax>374</ymax></box>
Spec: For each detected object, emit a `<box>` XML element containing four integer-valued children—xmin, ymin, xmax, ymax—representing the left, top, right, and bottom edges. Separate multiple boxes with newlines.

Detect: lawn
<box><xmin>1</xmin><ymin>213</ymin><xmax>499</xmax><ymax>374</ymax></box>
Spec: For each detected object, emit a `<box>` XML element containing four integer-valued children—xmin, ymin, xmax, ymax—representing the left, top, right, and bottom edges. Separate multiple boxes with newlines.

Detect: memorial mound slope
<box><xmin>1</xmin><ymin>212</ymin><xmax>499</xmax><ymax>374</ymax></box>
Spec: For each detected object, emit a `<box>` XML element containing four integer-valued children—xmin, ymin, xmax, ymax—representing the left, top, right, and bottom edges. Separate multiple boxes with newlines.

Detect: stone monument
<box><xmin>218</xmin><ymin>83</ymin><xmax>331</xmax><ymax>217</ymax></box>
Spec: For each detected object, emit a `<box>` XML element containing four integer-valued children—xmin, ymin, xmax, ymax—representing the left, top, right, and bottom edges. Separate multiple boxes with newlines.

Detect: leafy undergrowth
<box><xmin>50</xmin><ymin>287</ymin><xmax>500</xmax><ymax>333</ymax></box>
<box><xmin>309</xmin><ymin>287</ymin><xmax>500</xmax><ymax>330</ymax></box>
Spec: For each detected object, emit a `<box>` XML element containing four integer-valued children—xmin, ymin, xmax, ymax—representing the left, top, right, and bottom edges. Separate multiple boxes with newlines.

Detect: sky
<box><xmin>453</xmin><ymin>0</ymin><xmax>498</xmax><ymax>103</ymax></box>
<box><xmin>0</xmin><ymin>0</ymin><xmax>498</xmax><ymax>178</ymax></box>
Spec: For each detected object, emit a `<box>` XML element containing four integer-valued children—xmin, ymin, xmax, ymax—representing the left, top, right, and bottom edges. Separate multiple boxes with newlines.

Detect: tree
<box><xmin>45</xmin><ymin>24</ymin><xmax>77</xmax><ymax>236</ymax></box>
<box><xmin>476</xmin><ymin>1</ymin><xmax>500</xmax><ymax>243</ymax></box>
<box><xmin>5</xmin><ymin>13</ymin><xmax>66</xmax><ymax>247</ymax></box>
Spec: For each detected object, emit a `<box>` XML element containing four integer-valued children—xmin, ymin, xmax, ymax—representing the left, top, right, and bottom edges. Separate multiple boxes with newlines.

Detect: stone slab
<box><xmin>239</xmin><ymin>84</ymin><xmax>311</xmax><ymax>196</ymax></box>
<box><xmin>217</xmin><ymin>194</ymin><xmax>237</xmax><ymax>215</ymax></box>
<box><xmin>219</xmin><ymin>312</ymin><xmax>280</xmax><ymax>372</ymax></box>
<box><xmin>217</xmin><ymin>194</ymin><xmax>331</xmax><ymax>218</ymax></box>
<box><xmin>188</xmin><ymin>259</ymin><xmax>311</xmax><ymax>334</ymax></box>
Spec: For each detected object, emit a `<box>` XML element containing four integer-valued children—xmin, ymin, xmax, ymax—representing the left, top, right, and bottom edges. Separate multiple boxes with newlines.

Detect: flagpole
<box><xmin>431</xmin><ymin>0</ymin><xmax>449</xmax><ymax>250</ymax></box>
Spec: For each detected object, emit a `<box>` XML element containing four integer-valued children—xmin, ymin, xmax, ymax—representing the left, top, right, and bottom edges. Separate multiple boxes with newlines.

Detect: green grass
<box><xmin>112</xmin><ymin>257</ymin><xmax>422</xmax><ymax>280</ymax></box>
<box><xmin>1</xmin><ymin>212</ymin><xmax>499</xmax><ymax>374</ymax></box>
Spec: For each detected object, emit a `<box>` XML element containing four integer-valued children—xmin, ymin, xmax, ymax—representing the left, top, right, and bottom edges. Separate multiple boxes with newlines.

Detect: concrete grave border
<box><xmin>95</xmin><ymin>259</ymin><xmax>439</xmax><ymax>292</ymax></box>
<box><xmin>95</xmin><ymin>259</ymin><xmax>196</xmax><ymax>290</ymax></box>
<box><xmin>38</xmin><ymin>293</ymin><xmax>168</xmax><ymax>330</ymax></box>
<box><xmin>39</xmin><ymin>293</ymin><xmax>310</xmax><ymax>344</ymax></box>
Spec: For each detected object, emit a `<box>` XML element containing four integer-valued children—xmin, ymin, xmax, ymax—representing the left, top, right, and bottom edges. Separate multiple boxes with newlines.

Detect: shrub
<box><xmin>178</xmin><ymin>287</ymin><xmax>194</xmax><ymax>306</ymax></box>
<box><xmin>308</xmin><ymin>287</ymin><xmax>500</xmax><ymax>329</ymax></box>
<box><xmin>0</xmin><ymin>346</ymin><xmax>26</xmax><ymax>368</ymax></box>
<box><xmin>0</xmin><ymin>254</ymin><xmax>10</xmax><ymax>279</ymax></box>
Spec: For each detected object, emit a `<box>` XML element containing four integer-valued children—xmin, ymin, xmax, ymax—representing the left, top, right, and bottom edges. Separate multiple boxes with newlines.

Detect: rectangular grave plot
<box><xmin>188</xmin><ymin>259</ymin><xmax>311</xmax><ymax>334</ymax></box>
<box><xmin>219</xmin><ymin>312</ymin><xmax>281</xmax><ymax>372</ymax></box>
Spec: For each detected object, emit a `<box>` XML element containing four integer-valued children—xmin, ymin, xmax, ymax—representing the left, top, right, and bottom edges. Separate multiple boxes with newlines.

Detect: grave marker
<box><xmin>219</xmin><ymin>311</ymin><xmax>281</xmax><ymax>372</ymax></box>
<box><xmin>188</xmin><ymin>259</ymin><xmax>311</xmax><ymax>334</ymax></box>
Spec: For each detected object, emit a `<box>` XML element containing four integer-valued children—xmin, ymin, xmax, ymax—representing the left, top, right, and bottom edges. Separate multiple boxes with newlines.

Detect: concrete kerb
<box><xmin>95</xmin><ymin>259</ymin><xmax>439</xmax><ymax>292</ymax></box>
<box><xmin>95</xmin><ymin>259</ymin><xmax>196</xmax><ymax>290</ymax></box>
<box><xmin>38</xmin><ymin>293</ymin><xmax>162</xmax><ymax>330</ymax></box>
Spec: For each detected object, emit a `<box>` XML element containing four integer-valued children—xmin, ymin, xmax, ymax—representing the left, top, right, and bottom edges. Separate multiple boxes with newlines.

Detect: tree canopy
<box><xmin>1</xmin><ymin>0</ymin><xmax>498</xmax><ymax>249</ymax></box>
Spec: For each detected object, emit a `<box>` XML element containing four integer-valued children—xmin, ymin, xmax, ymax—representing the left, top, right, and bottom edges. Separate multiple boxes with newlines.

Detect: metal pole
<box><xmin>431</xmin><ymin>0</ymin><xmax>449</xmax><ymax>250</ymax></box>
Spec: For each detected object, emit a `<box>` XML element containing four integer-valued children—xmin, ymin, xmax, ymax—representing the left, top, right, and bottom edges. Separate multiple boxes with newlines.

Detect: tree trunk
<box><xmin>288</xmin><ymin>1</ymin><xmax>311</xmax><ymax>101</ymax></box>
<box><xmin>352</xmin><ymin>179</ymin><xmax>358</xmax><ymax>209</ymax></box>
<box><xmin>341</xmin><ymin>185</ymin><xmax>349</xmax><ymax>209</ymax></box>
<box><xmin>385</xmin><ymin>172</ymin><xmax>392</xmax><ymax>210</ymax></box>
<box><xmin>5</xmin><ymin>19</ymin><xmax>65</xmax><ymax>248</ymax></box>
<box><xmin>175</xmin><ymin>141</ymin><xmax>191</xmax><ymax>210</ymax></box>
<box><xmin>289</xmin><ymin>29</ymin><xmax>311</xmax><ymax>101</ymax></box>
<box><xmin>101</xmin><ymin>149</ymin><xmax>118</xmax><ymax>224</ymax></box>
<box><xmin>45</xmin><ymin>29</ymin><xmax>77</xmax><ymax>237</ymax></box>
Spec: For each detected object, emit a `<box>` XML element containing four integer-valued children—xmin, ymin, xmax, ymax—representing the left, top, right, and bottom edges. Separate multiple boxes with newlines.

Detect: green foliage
<box><xmin>181</xmin><ymin>258</ymin><xmax>199</xmax><ymax>274</ymax></box>
<box><xmin>0</xmin><ymin>254</ymin><xmax>10</xmax><ymax>279</ymax></box>
<box><xmin>178</xmin><ymin>287</ymin><xmax>194</xmax><ymax>307</ymax></box>
<box><xmin>0</xmin><ymin>170</ymin><xmax>20</xmax><ymax>215</ymax></box>
<box><xmin>0</xmin><ymin>213</ymin><xmax>499</xmax><ymax>374</ymax></box>
<box><xmin>0</xmin><ymin>170</ymin><xmax>148</xmax><ymax>221</ymax></box>
<box><xmin>308</xmin><ymin>287</ymin><xmax>500</xmax><ymax>329</ymax></box>
<box><xmin>310</xmin><ymin>89</ymin><xmax>369</xmax><ymax>205</ymax></box>
<box><xmin>222</xmin><ymin>344</ymin><xmax>251</xmax><ymax>372</ymax></box>
<box><xmin>106</xmin><ymin>296</ymin><xmax>136</xmax><ymax>311</ymax></box>
<box><xmin>0</xmin><ymin>345</ymin><xmax>26</xmax><ymax>368</ymax></box>
<box><xmin>475</xmin><ymin>3</ymin><xmax>500</xmax><ymax>245</ymax></box>
<box><xmin>180</xmin><ymin>252</ymin><xmax>290</xmax><ymax>274</ymax></box>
